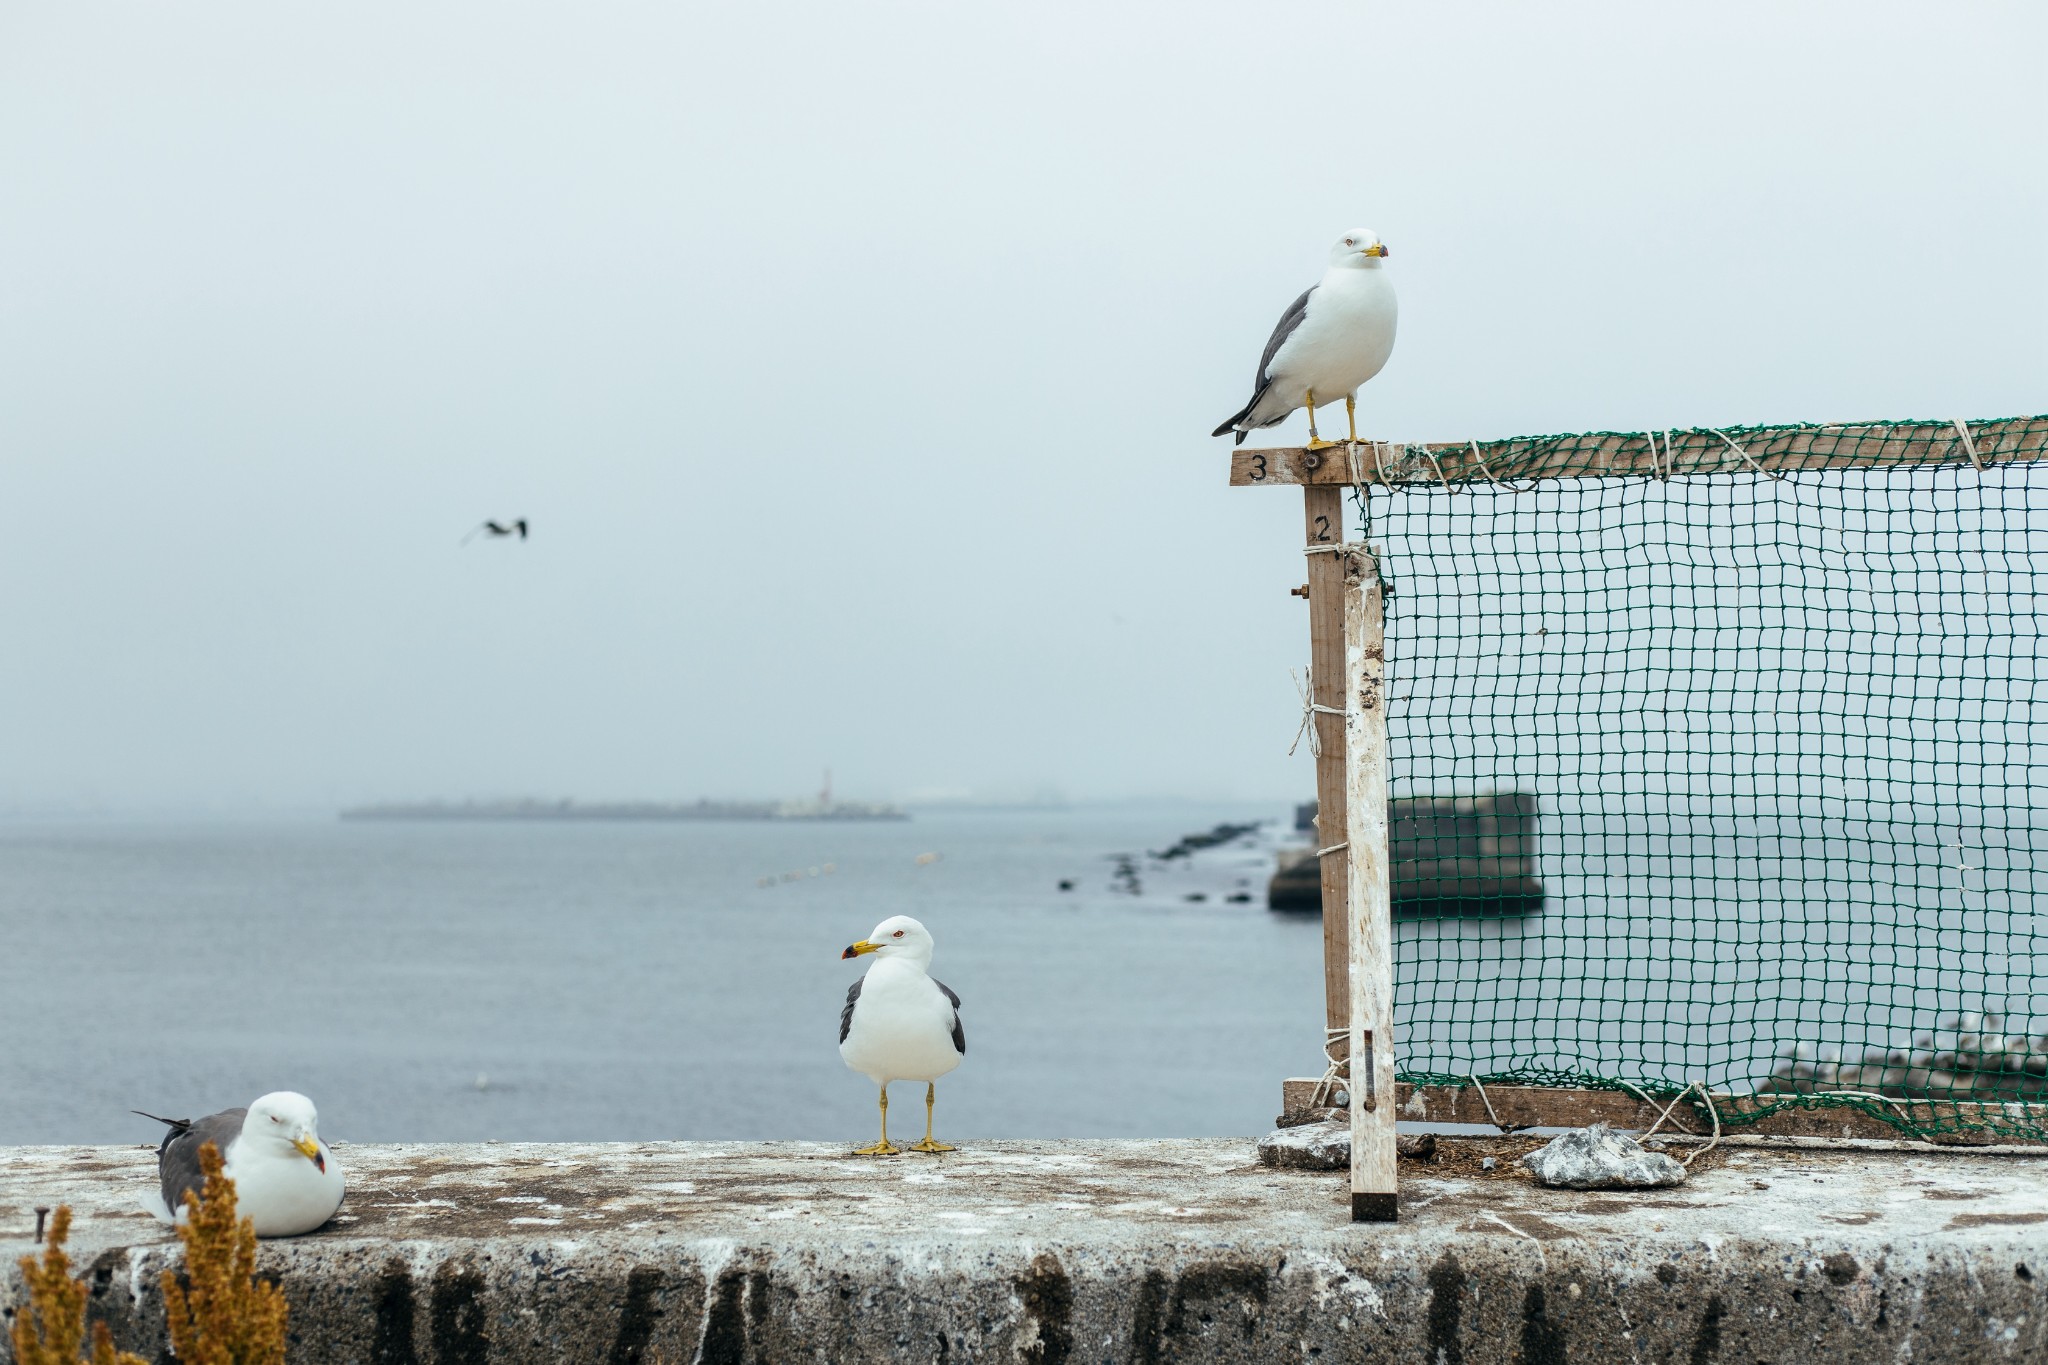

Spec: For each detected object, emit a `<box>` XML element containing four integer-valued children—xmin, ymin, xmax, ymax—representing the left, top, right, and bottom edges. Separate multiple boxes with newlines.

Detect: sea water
<box><xmin>0</xmin><ymin>805</ymin><xmax>1326</xmax><ymax>1144</ymax></box>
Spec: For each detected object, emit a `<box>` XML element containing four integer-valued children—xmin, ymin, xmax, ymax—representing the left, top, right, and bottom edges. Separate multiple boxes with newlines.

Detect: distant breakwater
<box><xmin>339</xmin><ymin>798</ymin><xmax>909</xmax><ymax>822</ymax></box>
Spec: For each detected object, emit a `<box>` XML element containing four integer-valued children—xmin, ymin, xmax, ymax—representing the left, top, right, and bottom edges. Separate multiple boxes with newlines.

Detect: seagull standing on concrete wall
<box><xmin>839</xmin><ymin>916</ymin><xmax>965</xmax><ymax>1155</ymax></box>
<box><xmin>1212</xmin><ymin>229</ymin><xmax>1398</xmax><ymax>449</ymax></box>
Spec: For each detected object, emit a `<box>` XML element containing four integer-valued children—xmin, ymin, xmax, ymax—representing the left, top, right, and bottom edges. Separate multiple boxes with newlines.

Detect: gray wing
<box><xmin>933</xmin><ymin>979</ymin><xmax>966</xmax><ymax>1055</ymax></box>
<box><xmin>153</xmin><ymin>1108</ymin><xmax>245</xmax><ymax>1213</ymax></box>
<box><xmin>1212</xmin><ymin>287</ymin><xmax>1316</xmax><ymax>441</ymax></box>
<box><xmin>1255</xmin><ymin>287</ymin><xmax>1315</xmax><ymax>386</ymax></box>
<box><xmin>839</xmin><ymin>977</ymin><xmax>863</xmax><ymax>1045</ymax></box>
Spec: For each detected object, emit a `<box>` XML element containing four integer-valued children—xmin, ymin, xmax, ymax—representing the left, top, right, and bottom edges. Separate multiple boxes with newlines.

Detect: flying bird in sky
<box><xmin>460</xmin><ymin>519</ymin><xmax>528</xmax><ymax>546</ymax></box>
<box><xmin>1213</xmin><ymin>229</ymin><xmax>1398</xmax><ymax>449</ymax></box>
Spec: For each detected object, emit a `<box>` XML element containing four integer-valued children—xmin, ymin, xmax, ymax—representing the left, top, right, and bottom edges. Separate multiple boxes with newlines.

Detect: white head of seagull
<box><xmin>245</xmin><ymin>1091</ymin><xmax>327</xmax><ymax>1171</ymax></box>
<box><xmin>1330</xmin><ymin>228</ymin><xmax>1390</xmax><ymax>267</ymax></box>
<box><xmin>841</xmin><ymin>914</ymin><xmax>934</xmax><ymax>967</ymax></box>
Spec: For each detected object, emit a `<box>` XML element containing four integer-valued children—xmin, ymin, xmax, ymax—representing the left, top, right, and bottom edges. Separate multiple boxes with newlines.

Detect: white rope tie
<box><xmin>1308</xmin><ymin>1027</ymin><xmax>1350</xmax><ymax>1108</ymax></box>
<box><xmin>1707</xmin><ymin>427</ymin><xmax>1782</xmax><ymax>481</ymax></box>
<box><xmin>1416</xmin><ymin>442</ymin><xmax>1456</xmax><ymax>492</ymax></box>
<box><xmin>1614</xmin><ymin>1079</ymin><xmax>1661</xmax><ymax>1119</ymax></box>
<box><xmin>1638</xmin><ymin>1081</ymin><xmax>1724</xmax><ymax>1167</ymax></box>
<box><xmin>1465</xmin><ymin>1075</ymin><xmax>1518</xmax><ymax>1133</ymax></box>
<box><xmin>1954</xmin><ymin>418</ymin><xmax>1984</xmax><ymax>471</ymax></box>
<box><xmin>1302</xmin><ymin>544</ymin><xmax>1345</xmax><ymax>555</ymax></box>
<box><xmin>1645</xmin><ymin>430</ymin><xmax>1674</xmax><ymax>481</ymax></box>
<box><xmin>1287</xmin><ymin>667</ymin><xmax>1344</xmax><ymax>757</ymax></box>
<box><xmin>1639</xmin><ymin>1084</ymin><xmax>1697</xmax><ymax>1140</ymax></box>
<box><xmin>1317</xmin><ymin>842</ymin><xmax>1348</xmax><ymax>857</ymax></box>
<box><xmin>1338</xmin><ymin>440</ymin><xmax>1375</xmax><ymax>518</ymax></box>
<box><xmin>1468</xmin><ymin>439</ymin><xmax>1510</xmax><ymax>491</ymax></box>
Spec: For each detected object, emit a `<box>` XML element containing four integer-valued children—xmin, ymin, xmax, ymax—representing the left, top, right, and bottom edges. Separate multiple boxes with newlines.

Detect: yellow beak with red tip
<box><xmin>841</xmin><ymin>940</ymin><xmax>880</xmax><ymax>959</ymax></box>
<box><xmin>294</xmin><ymin>1135</ymin><xmax>325</xmax><ymax>1171</ymax></box>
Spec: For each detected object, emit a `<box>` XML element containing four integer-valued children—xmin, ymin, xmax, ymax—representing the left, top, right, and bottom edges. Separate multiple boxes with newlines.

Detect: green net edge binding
<box><xmin>1361</xmin><ymin>414</ymin><xmax>2048</xmax><ymax>486</ymax></box>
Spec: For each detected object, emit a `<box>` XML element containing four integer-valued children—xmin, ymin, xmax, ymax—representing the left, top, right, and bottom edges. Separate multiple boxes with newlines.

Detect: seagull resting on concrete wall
<box><xmin>839</xmin><ymin>915</ymin><xmax>965</xmax><ymax>1155</ymax></box>
<box><xmin>1212</xmin><ymin>229</ymin><xmax>1399</xmax><ymax>448</ymax></box>
<box><xmin>134</xmin><ymin>1091</ymin><xmax>345</xmax><ymax>1237</ymax></box>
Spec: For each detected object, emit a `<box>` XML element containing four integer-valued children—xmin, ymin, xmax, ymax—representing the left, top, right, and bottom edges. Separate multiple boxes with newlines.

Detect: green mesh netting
<box><xmin>1361</xmin><ymin>416</ymin><xmax>2048</xmax><ymax>1140</ymax></box>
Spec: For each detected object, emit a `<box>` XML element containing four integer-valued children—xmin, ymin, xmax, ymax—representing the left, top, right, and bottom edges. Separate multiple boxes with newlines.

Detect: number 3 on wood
<box><xmin>1314</xmin><ymin>514</ymin><xmax>1332</xmax><ymax>543</ymax></box>
<box><xmin>1250</xmin><ymin>454</ymin><xmax>1268</xmax><ymax>481</ymax></box>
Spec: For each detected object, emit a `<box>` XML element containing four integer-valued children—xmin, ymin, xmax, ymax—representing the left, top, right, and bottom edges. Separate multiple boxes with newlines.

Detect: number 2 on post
<box><xmin>1313</xmin><ymin>514</ymin><xmax>1332</xmax><ymax>543</ymax></box>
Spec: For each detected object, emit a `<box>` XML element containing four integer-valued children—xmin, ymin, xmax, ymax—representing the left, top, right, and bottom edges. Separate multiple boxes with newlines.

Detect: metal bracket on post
<box><xmin>1342</xmin><ymin>543</ymin><xmax>1397</xmax><ymax>1222</ymax></box>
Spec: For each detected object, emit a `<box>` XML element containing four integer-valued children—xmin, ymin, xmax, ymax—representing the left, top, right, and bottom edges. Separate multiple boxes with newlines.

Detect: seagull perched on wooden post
<box><xmin>460</xmin><ymin>519</ymin><xmax>528</xmax><ymax>546</ymax></box>
<box><xmin>1212</xmin><ymin>229</ymin><xmax>1398</xmax><ymax>449</ymax></box>
<box><xmin>839</xmin><ymin>915</ymin><xmax>964</xmax><ymax>1155</ymax></box>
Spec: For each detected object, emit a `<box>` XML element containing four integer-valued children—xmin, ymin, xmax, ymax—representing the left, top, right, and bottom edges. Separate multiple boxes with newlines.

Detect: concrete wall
<box><xmin>5</xmin><ymin>1138</ymin><xmax>2046</xmax><ymax>1362</ymax></box>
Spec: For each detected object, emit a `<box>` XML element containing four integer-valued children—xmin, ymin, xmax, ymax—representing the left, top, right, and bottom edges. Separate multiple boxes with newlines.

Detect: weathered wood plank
<box><xmin>1342</xmin><ymin>546</ymin><xmax>1397</xmax><ymax>1220</ymax></box>
<box><xmin>1229</xmin><ymin>416</ymin><xmax>2048</xmax><ymax>488</ymax></box>
<box><xmin>1302</xmin><ymin>488</ymin><xmax>1350</xmax><ymax>1065</ymax></box>
<box><xmin>1280</xmin><ymin>1079</ymin><xmax>2048</xmax><ymax>1146</ymax></box>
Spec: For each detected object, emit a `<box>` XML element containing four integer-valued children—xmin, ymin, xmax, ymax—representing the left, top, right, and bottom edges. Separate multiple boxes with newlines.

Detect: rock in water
<box><xmin>1521</xmin><ymin>1123</ymin><xmax>1686</xmax><ymax>1189</ymax></box>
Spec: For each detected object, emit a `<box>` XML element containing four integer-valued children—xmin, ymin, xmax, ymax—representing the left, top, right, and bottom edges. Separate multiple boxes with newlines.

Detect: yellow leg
<box><xmin>1345</xmin><ymin>394</ymin><xmax>1359</xmax><ymax>445</ymax></box>
<box><xmin>910</xmin><ymin>1083</ymin><xmax>954</xmax><ymax>1153</ymax></box>
<box><xmin>853</xmin><ymin>1085</ymin><xmax>900</xmax><ymax>1155</ymax></box>
<box><xmin>1304</xmin><ymin>390</ymin><xmax>1337</xmax><ymax>450</ymax></box>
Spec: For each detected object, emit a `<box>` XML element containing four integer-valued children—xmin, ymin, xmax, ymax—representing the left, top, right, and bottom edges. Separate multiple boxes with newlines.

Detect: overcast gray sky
<box><xmin>2</xmin><ymin>2</ymin><xmax>2042</xmax><ymax>813</ymax></box>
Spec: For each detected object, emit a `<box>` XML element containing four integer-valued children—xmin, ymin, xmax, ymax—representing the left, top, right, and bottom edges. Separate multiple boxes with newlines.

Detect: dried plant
<box><xmin>159</xmin><ymin>1141</ymin><xmax>289</xmax><ymax>1365</ymax></box>
<box><xmin>10</xmin><ymin>1204</ymin><xmax>149</xmax><ymax>1365</ymax></box>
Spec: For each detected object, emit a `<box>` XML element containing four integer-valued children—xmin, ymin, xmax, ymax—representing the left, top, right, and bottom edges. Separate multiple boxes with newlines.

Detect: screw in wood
<box><xmin>34</xmin><ymin>1206</ymin><xmax>51</xmax><ymax>1243</ymax></box>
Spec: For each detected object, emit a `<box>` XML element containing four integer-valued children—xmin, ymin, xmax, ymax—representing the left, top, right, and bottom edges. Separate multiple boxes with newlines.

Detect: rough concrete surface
<box><xmin>3</xmin><ymin>1138</ymin><xmax>2046</xmax><ymax>1363</ymax></box>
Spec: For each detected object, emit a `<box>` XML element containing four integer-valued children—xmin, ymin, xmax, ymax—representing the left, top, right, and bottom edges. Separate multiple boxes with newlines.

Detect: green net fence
<box><xmin>1358</xmin><ymin>416</ymin><xmax>2048</xmax><ymax>1141</ymax></box>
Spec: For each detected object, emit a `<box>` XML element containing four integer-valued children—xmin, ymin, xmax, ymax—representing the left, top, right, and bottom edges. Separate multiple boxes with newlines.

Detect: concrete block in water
<box><xmin>1270</xmin><ymin>791</ymin><xmax>1544</xmax><ymax>914</ymax></box>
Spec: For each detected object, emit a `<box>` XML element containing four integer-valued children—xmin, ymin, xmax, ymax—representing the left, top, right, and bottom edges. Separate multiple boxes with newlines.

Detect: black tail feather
<box><xmin>1212</xmin><ymin>392</ymin><xmax>1262</xmax><ymax>442</ymax></box>
<box><xmin>132</xmin><ymin>1110</ymin><xmax>193</xmax><ymax>1154</ymax></box>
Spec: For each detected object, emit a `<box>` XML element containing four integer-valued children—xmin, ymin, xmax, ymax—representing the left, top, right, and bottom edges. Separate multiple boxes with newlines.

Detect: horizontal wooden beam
<box><xmin>1230</xmin><ymin>415</ymin><xmax>2048</xmax><ymax>488</ymax></box>
<box><xmin>1280</xmin><ymin>1079</ymin><xmax>2048</xmax><ymax>1146</ymax></box>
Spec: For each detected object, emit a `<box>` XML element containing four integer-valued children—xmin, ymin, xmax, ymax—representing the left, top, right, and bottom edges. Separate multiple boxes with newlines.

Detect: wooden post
<box><xmin>1342</xmin><ymin>543</ymin><xmax>1396</xmax><ymax>1221</ymax></box>
<box><xmin>1303</xmin><ymin>485</ymin><xmax>1350</xmax><ymax>1068</ymax></box>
